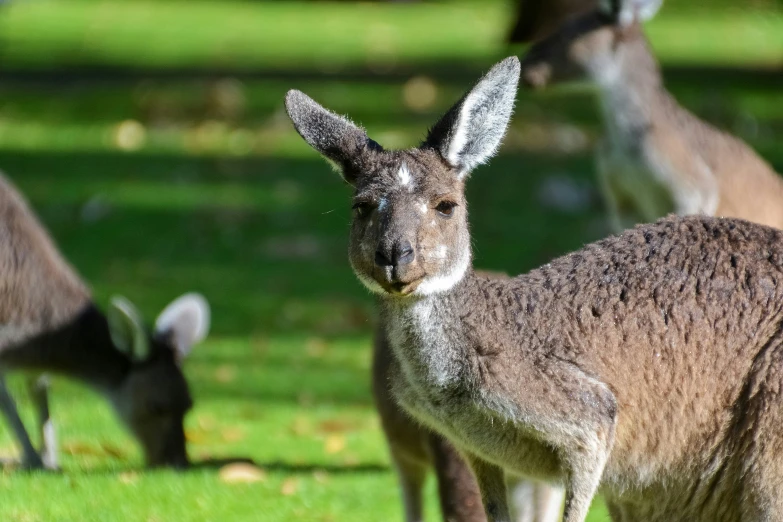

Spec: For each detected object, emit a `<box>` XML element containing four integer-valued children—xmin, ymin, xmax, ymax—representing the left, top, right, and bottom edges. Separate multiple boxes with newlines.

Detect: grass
<box><xmin>0</xmin><ymin>1</ymin><xmax>780</xmax><ymax>520</ymax></box>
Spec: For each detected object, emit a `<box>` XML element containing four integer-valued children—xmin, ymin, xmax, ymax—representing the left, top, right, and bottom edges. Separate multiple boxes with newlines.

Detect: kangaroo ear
<box><xmin>155</xmin><ymin>293</ymin><xmax>210</xmax><ymax>360</ymax></box>
<box><xmin>107</xmin><ymin>296</ymin><xmax>150</xmax><ymax>362</ymax></box>
<box><xmin>424</xmin><ymin>57</ymin><xmax>520</xmax><ymax>179</ymax></box>
<box><xmin>285</xmin><ymin>90</ymin><xmax>383</xmax><ymax>185</ymax></box>
<box><xmin>607</xmin><ymin>0</ymin><xmax>663</xmax><ymax>26</ymax></box>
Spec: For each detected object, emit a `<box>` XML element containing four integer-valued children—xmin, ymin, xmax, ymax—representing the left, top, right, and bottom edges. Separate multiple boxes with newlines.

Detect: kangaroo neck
<box><xmin>0</xmin><ymin>304</ymin><xmax>131</xmax><ymax>392</ymax></box>
<box><xmin>379</xmin><ymin>269</ymin><xmax>483</xmax><ymax>388</ymax></box>
<box><xmin>594</xmin><ymin>29</ymin><xmax>665</xmax><ymax>146</ymax></box>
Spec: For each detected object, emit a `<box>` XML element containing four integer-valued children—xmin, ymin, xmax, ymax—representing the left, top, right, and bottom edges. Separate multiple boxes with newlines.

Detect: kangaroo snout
<box><xmin>375</xmin><ymin>239</ymin><xmax>415</xmax><ymax>269</ymax></box>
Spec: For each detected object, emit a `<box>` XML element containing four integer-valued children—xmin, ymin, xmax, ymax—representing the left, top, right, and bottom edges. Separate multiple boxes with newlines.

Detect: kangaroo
<box><xmin>375</xmin><ymin>270</ymin><xmax>564</xmax><ymax>522</ymax></box>
<box><xmin>286</xmin><ymin>56</ymin><xmax>783</xmax><ymax>522</ymax></box>
<box><xmin>508</xmin><ymin>0</ymin><xmax>597</xmax><ymax>44</ymax></box>
<box><xmin>0</xmin><ymin>173</ymin><xmax>209</xmax><ymax>469</ymax></box>
<box><xmin>519</xmin><ymin>0</ymin><xmax>783</xmax><ymax>233</ymax></box>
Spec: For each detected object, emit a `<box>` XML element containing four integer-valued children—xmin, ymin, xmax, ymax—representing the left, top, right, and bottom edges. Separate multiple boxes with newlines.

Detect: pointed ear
<box><xmin>155</xmin><ymin>293</ymin><xmax>210</xmax><ymax>360</ymax></box>
<box><xmin>285</xmin><ymin>90</ymin><xmax>383</xmax><ymax>185</ymax></box>
<box><xmin>423</xmin><ymin>57</ymin><xmax>520</xmax><ymax>178</ymax></box>
<box><xmin>610</xmin><ymin>0</ymin><xmax>663</xmax><ymax>26</ymax></box>
<box><xmin>107</xmin><ymin>296</ymin><xmax>150</xmax><ymax>361</ymax></box>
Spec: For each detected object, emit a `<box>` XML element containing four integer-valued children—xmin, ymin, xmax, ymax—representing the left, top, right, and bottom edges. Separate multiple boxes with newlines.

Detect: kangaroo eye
<box><xmin>352</xmin><ymin>201</ymin><xmax>374</xmax><ymax>218</ymax></box>
<box><xmin>435</xmin><ymin>201</ymin><xmax>457</xmax><ymax>217</ymax></box>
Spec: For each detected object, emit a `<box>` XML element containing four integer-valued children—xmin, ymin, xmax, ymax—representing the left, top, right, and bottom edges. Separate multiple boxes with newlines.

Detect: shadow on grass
<box><xmin>192</xmin><ymin>456</ymin><xmax>388</xmax><ymax>475</ymax></box>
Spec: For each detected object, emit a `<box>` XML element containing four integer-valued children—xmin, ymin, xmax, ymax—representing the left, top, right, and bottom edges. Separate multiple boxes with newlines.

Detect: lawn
<box><xmin>0</xmin><ymin>1</ymin><xmax>780</xmax><ymax>521</ymax></box>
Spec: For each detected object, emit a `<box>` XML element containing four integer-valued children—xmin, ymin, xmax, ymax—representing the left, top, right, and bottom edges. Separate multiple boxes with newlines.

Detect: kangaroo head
<box><xmin>520</xmin><ymin>0</ymin><xmax>663</xmax><ymax>88</ymax></box>
<box><xmin>106</xmin><ymin>293</ymin><xmax>210</xmax><ymax>467</ymax></box>
<box><xmin>286</xmin><ymin>57</ymin><xmax>519</xmax><ymax>297</ymax></box>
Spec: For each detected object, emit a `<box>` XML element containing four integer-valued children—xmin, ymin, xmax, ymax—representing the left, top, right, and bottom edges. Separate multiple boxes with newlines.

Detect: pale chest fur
<box><xmin>384</xmin><ymin>298</ymin><xmax>468</xmax><ymax>393</ymax></box>
<box><xmin>596</xmin><ymin>85</ymin><xmax>719</xmax><ymax>222</ymax></box>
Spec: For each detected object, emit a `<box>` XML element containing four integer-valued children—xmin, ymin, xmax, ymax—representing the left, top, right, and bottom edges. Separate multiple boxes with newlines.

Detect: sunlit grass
<box><xmin>0</xmin><ymin>1</ymin><xmax>778</xmax><ymax>520</ymax></box>
<box><xmin>0</xmin><ymin>0</ymin><xmax>780</xmax><ymax>71</ymax></box>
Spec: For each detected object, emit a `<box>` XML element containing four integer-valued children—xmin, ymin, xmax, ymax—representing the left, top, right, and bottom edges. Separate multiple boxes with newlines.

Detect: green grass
<box><xmin>0</xmin><ymin>0</ymin><xmax>780</xmax><ymax>71</ymax></box>
<box><xmin>0</xmin><ymin>0</ymin><xmax>780</xmax><ymax>520</ymax></box>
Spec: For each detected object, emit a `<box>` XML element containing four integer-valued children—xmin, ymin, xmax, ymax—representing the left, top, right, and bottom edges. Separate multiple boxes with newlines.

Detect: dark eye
<box><xmin>351</xmin><ymin>201</ymin><xmax>374</xmax><ymax>218</ymax></box>
<box><xmin>435</xmin><ymin>200</ymin><xmax>457</xmax><ymax>217</ymax></box>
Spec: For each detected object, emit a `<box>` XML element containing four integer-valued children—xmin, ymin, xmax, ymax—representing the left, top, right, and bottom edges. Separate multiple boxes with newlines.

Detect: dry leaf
<box><xmin>305</xmin><ymin>338</ymin><xmax>327</xmax><ymax>358</ymax></box>
<box><xmin>100</xmin><ymin>442</ymin><xmax>126</xmax><ymax>459</ymax></box>
<box><xmin>185</xmin><ymin>428</ymin><xmax>208</xmax><ymax>444</ymax></box>
<box><xmin>214</xmin><ymin>364</ymin><xmax>237</xmax><ymax>383</ymax></box>
<box><xmin>313</xmin><ymin>469</ymin><xmax>329</xmax><ymax>484</ymax></box>
<box><xmin>119</xmin><ymin>471</ymin><xmax>138</xmax><ymax>484</ymax></box>
<box><xmin>218</xmin><ymin>463</ymin><xmax>267</xmax><ymax>484</ymax></box>
<box><xmin>280</xmin><ymin>478</ymin><xmax>299</xmax><ymax>496</ymax></box>
<box><xmin>317</xmin><ymin>419</ymin><xmax>354</xmax><ymax>434</ymax></box>
<box><xmin>62</xmin><ymin>442</ymin><xmax>103</xmax><ymax>457</ymax></box>
<box><xmin>324</xmin><ymin>434</ymin><xmax>345</xmax><ymax>455</ymax></box>
<box><xmin>289</xmin><ymin>417</ymin><xmax>310</xmax><ymax>436</ymax></box>
<box><xmin>221</xmin><ymin>427</ymin><xmax>245</xmax><ymax>443</ymax></box>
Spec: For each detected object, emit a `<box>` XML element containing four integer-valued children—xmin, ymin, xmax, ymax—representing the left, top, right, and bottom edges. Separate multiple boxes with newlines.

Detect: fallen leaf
<box><xmin>317</xmin><ymin>419</ymin><xmax>354</xmax><ymax>434</ymax></box>
<box><xmin>218</xmin><ymin>463</ymin><xmax>267</xmax><ymax>484</ymax></box>
<box><xmin>119</xmin><ymin>471</ymin><xmax>138</xmax><ymax>484</ymax></box>
<box><xmin>221</xmin><ymin>427</ymin><xmax>245</xmax><ymax>443</ymax></box>
<box><xmin>214</xmin><ymin>365</ymin><xmax>237</xmax><ymax>383</ymax></box>
<box><xmin>324</xmin><ymin>434</ymin><xmax>345</xmax><ymax>455</ymax></box>
<box><xmin>289</xmin><ymin>417</ymin><xmax>310</xmax><ymax>436</ymax></box>
<box><xmin>100</xmin><ymin>442</ymin><xmax>126</xmax><ymax>459</ymax></box>
<box><xmin>280</xmin><ymin>478</ymin><xmax>298</xmax><ymax>496</ymax></box>
<box><xmin>313</xmin><ymin>469</ymin><xmax>329</xmax><ymax>484</ymax></box>
<box><xmin>62</xmin><ymin>442</ymin><xmax>103</xmax><ymax>457</ymax></box>
<box><xmin>305</xmin><ymin>337</ymin><xmax>328</xmax><ymax>358</ymax></box>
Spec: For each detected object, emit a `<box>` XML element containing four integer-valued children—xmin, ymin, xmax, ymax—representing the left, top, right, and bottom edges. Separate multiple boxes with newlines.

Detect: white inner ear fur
<box><xmin>107</xmin><ymin>296</ymin><xmax>150</xmax><ymax>361</ymax></box>
<box><xmin>443</xmin><ymin>61</ymin><xmax>518</xmax><ymax>178</ymax></box>
<box><xmin>155</xmin><ymin>293</ymin><xmax>210</xmax><ymax>357</ymax></box>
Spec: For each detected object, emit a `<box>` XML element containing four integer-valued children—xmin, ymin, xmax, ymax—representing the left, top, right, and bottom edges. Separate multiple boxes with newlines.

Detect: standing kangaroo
<box><xmin>375</xmin><ymin>268</ymin><xmax>564</xmax><ymax>522</ymax></box>
<box><xmin>287</xmin><ymin>57</ymin><xmax>783</xmax><ymax>521</ymax></box>
<box><xmin>520</xmin><ymin>0</ymin><xmax>783</xmax><ymax>232</ymax></box>
<box><xmin>0</xmin><ymin>173</ymin><xmax>209</xmax><ymax>469</ymax></box>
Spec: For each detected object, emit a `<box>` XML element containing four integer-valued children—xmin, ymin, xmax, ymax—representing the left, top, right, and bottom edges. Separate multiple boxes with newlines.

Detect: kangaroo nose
<box><xmin>375</xmin><ymin>240</ymin><xmax>415</xmax><ymax>267</ymax></box>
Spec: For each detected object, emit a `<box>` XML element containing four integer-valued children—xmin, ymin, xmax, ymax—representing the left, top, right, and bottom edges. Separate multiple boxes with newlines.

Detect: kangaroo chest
<box><xmin>382</xmin><ymin>299</ymin><xmax>475</xmax><ymax>433</ymax></box>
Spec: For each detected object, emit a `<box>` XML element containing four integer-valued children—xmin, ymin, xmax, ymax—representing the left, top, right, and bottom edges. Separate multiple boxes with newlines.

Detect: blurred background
<box><xmin>0</xmin><ymin>0</ymin><xmax>780</xmax><ymax>520</ymax></box>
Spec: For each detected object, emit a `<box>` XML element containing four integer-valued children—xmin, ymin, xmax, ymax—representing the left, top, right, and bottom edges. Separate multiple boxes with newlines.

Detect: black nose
<box><xmin>375</xmin><ymin>240</ymin><xmax>414</xmax><ymax>267</ymax></box>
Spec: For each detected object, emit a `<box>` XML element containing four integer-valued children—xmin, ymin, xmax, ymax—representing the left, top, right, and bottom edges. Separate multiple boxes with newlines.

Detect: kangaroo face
<box><xmin>285</xmin><ymin>58</ymin><xmax>521</xmax><ymax>298</ymax></box>
<box><xmin>118</xmin><ymin>347</ymin><xmax>192</xmax><ymax>468</ymax></box>
<box><xmin>520</xmin><ymin>0</ymin><xmax>664</xmax><ymax>89</ymax></box>
<box><xmin>106</xmin><ymin>293</ymin><xmax>209</xmax><ymax>467</ymax></box>
<box><xmin>345</xmin><ymin>149</ymin><xmax>471</xmax><ymax>297</ymax></box>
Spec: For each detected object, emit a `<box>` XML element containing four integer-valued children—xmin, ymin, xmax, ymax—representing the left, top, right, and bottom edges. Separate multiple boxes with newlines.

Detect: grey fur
<box><xmin>0</xmin><ymin>172</ymin><xmax>209</xmax><ymax>469</ymax></box>
<box><xmin>285</xmin><ymin>90</ymin><xmax>382</xmax><ymax>184</ymax></box>
<box><xmin>287</xmin><ymin>56</ymin><xmax>783</xmax><ymax>522</ymax></box>
<box><xmin>424</xmin><ymin>57</ymin><xmax>520</xmax><ymax>176</ymax></box>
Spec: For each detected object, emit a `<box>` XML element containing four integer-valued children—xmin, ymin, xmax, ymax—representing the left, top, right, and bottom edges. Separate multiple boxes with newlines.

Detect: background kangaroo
<box><xmin>519</xmin><ymin>0</ymin><xmax>783</xmax><ymax>232</ymax></box>
<box><xmin>286</xmin><ymin>57</ymin><xmax>783</xmax><ymax>522</ymax></box>
<box><xmin>0</xmin><ymin>173</ymin><xmax>209</xmax><ymax>469</ymax></box>
<box><xmin>507</xmin><ymin>0</ymin><xmax>597</xmax><ymax>45</ymax></box>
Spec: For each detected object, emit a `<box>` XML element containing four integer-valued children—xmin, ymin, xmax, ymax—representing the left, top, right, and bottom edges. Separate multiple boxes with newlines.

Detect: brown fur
<box><xmin>520</xmin><ymin>7</ymin><xmax>783</xmax><ymax>232</ymax></box>
<box><xmin>508</xmin><ymin>0</ymin><xmax>598</xmax><ymax>44</ymax></box>
<box><xmin>0</xmin><ymin>173</ymin><xmax>206</xmax><ymax>468</ymax></box>
<box><xmin>286</xmin><ymin>57</ymin><xmax>783</xmax><ymax>521</ymax></box>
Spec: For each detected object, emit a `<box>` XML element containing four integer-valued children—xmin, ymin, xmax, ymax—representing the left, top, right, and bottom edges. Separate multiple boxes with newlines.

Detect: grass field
<box><xmin>0</xmin><ymin>1</ymin><xmax>780</xmax><ymax>520</ymax></box>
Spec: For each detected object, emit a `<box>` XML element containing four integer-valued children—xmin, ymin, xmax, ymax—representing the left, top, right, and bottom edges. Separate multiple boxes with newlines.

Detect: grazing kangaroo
<box><xmin>520</xmin><ymin>0</ymin><xmax>783</xmax><ymax>232</ymax></box>
<box><xmin>287</xmin><ymin>57</ymin><xmax>783</xmax><ymax>522</ymax></box>
<box><xmin>0</xmin><ymin>173</ymin><xmax>209</xmax><ymax>469</ymax></box>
